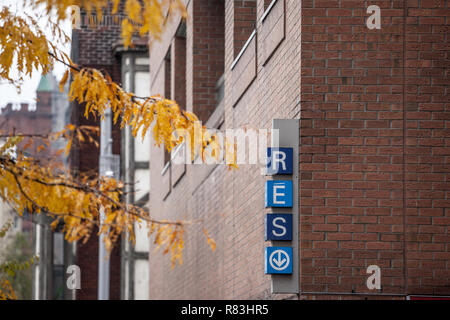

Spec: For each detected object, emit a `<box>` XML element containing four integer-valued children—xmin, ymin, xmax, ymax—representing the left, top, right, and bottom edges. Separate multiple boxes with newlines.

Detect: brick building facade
<box><xmin>148</xmin><ymin>0</ymin><xmax>449</xmax><ymax>299</ymax></box>
<box><xmin>69</xmin><ymin>3</ymin><xmax>152</xmax><ymax>300</ymax></box>
<box><xmin>0</xmin><ymin>73</ymin><xmax>71</xmax><ymax>300</ymax></box>
<box><xmin>69</xmin><ymin>4</ymin><xmax>123</xmax><ymax>300</ymax></box>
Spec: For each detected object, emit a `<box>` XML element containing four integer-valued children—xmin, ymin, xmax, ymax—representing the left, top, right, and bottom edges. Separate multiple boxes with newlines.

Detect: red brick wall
<box><xmin>0</xmin><ymin>94</ymin><xmax>52</xmax><ymax>159</ymax></box>
<box><xmin>299</xmin><ymin>0</ymin><xmax>449</xmax><ymax>297</ymax></box>
<box><xmin>148</xmin><ymin>0</ymin><xmax>449</xmax><ymax>299</ymax></box>
<box><xmin>191</xmin><ymin>0</ymin><xmax>225</xmax><ymax>122</ymax></box>
<box><xmin>234</xmin><ymin>0</ymin><xmax>257</xmax><ymax>58</ymax></box>
<box><xmin>74</xmin><ymin>226</ymin><xmax>121</xmax><ymax>300</ymax></box>
<box><xmin>403</xmin><ymin>0</ymin><xmax>449</xmax><ymax>295</ymax></box>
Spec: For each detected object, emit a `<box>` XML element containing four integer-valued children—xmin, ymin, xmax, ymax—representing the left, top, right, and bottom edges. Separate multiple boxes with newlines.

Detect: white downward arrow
<box><xmin>272</xmin><ymin>251</ymin><xmax>286</xmax><ymax>267</ymax></box>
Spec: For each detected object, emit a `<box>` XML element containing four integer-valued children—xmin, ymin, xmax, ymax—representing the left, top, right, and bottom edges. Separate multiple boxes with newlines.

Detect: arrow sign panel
<box><xmin>265</xmin><ymin>247</ymin><xmax>293</xmax><ymax>274</ymax></box>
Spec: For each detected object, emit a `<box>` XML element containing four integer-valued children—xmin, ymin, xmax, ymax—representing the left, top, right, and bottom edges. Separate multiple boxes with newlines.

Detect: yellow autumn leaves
<box><xmin>66</xmin><ymin>64</ymin><xmax>229</xmax><ymax>167</ymax></box>
<box><xmin>0</xmin><ymin>7</ymin><xmax>52</xmax><ymax>88</ymax></box>
<box><xmin>0</xmin><ymin>141</ymin><xmax>187</xmax><ymax>266</ymax></box>
<box><xmin>0</xmin><ymin>0</ymin><xmax>228</xmax><ymax>272</ymax></box>
<box><xmin>0</xmin><ymin>279</ymin><xmax>16</xmax><ymax>300</ymax></box>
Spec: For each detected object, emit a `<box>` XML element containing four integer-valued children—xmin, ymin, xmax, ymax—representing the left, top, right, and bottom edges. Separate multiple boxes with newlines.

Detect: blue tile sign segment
<box><xmin>265</xmin><ymin>214</ymin><xmax>293</xmax><ymax>241</ymax></box>
<box><xmin>265</xmin><ymin>180</ymin><xmax>293</xmax><ymax>208</ymax></box>
<box><xmin>266</xmin><ymin>148</ymin><xmax>293</xmax><ymax>175</ymax></box>
<box><xmin>265</xmin><ymin>247</ymin><xmax>293</xmax><ymax>274</ymax></box>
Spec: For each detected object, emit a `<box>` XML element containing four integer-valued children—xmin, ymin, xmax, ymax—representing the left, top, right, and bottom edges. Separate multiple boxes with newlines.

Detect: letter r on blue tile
<box><xmin>266</xmin><ymin>148</ymin><xmax>293</xmax><ymax>175</ymax></box>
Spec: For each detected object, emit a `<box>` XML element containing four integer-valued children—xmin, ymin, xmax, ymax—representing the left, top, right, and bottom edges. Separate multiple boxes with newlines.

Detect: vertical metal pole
<box><xmin>98</xmin><ymin>207</ymin><xmax>110</xmax><ymax>300</ymax></box>
<box><xmin>33</xmin><ymin>223</ymin><xmax>41</xmax><ymax>300</ymax></box>
<box><xmin>98</xmin><ymin>109</ymin><xmax>112</xmax><ymax>300</ymax></box>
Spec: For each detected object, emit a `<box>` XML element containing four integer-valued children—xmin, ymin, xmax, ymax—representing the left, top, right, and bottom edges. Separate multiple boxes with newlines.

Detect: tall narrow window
<box><xmin>190</xmin><ymin>0</ymin><xmax>225</xmax><ymax>123</ymax></box>
<box><xmin>170</xmin><ymin>23</ymin><xmax>188</xmax><ymax>186</ymax></box>
<box><xmin>164</xmin><ymin>49</ymin><xmax>171</xmax><ymax>166</ymax></box>
<box><xmin>164</xmin><ymin>49</ymin><xmax>171</xmax><ymax>100</ymax></box>
<box><xmin>234</xmin><ymin>0</ymin><xmax>257</xmax><ymax>59</ymax></box>
<box><xmin>231</xmin><ymin>0</ymin><xmax>257</xmax><ymax>106</ymax></box>
<box><xmin>172</xmin><ymin>22</ymin><xmax>186</xmax><ymax>111</ymax></box>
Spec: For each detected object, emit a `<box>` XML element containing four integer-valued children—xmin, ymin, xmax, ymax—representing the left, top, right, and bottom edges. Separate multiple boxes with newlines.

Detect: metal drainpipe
<box><xmin>98</xmin><ymin>108</ymin><xmax>113</xmax><ymax>300</ymax></box>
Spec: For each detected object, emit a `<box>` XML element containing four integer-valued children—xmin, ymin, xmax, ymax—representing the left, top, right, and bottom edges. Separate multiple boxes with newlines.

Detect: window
<box><xmin>234</xmin><ymin>0</ymin><xmax>257</xmax><ymax>59</ymax></box>
<box><xmin>164</xmin><ymin>48</ymin><xmax>171</xmax><ymax>101</ymax></box>
<box><xmin>191</xmin><ymin>0</ymin><xmax>225</xmax><ymax>123</ymax></box>
<box><xmin>215</xmin><ymin>74</ymin><xmax>225</xmax><ymax>107</ymax></box>
<box><xmin>231</xmin><ymin>0</ymin><xmax>257</xmax><ymax>106</ymax></box>
<box><xmin>52</xmin><ymin>232</ymin><xmax>64</xmax><ymax>300</ymax></box>
<box><xmin>172</xmin><ymin>22</ymin><xmax>187</xmax><ymax>111</ymax></box>
<box><xmin>170</xmin><ymin>23</ymin><xmax>188</xmax><ymax>187</ymax></box>
<box><xmin>118</xmin><ymin>51</ymin><xmax>151</xmax><ymax>300</ymax></box>
<box><xmin>164</xmin><ymin>49</ymin><xmax>171</xmax><ymax>166</ymax></box>
<box><xmin>120</xmin><ymin>52</ymin><xmax>151</xmax><ymax>203</ymax></box>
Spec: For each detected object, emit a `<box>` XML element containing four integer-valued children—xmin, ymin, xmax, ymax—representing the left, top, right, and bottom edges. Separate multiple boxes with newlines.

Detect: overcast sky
<box><xmin>0</xmin><ymin>0</ymin><xmax>72</xmax><ymax>108</ymax></box>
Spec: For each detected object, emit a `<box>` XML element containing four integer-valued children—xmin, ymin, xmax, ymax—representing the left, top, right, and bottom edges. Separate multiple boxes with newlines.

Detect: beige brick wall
<box><xmin>148</xmin><ymin>0</ymin><xmax>450</xmax><ymax>299</ymax></box>
<box><xmin>148</xmin><ymin>0</ymin><xmax>301</xmax><ymax>299</ymax></box>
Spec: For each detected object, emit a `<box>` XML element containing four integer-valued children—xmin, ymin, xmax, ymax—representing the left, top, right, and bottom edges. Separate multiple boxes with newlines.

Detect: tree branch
<box><xmin>0</xmin><ymin>156</ymin><xmax>184</xmax><ymax>227</ymax></box>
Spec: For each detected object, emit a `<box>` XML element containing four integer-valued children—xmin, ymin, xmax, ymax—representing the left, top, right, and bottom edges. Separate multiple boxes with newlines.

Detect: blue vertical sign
<box><xmin>264</xmin><ymin>119</ymin><xmax>299</xmax><ymax>294</ymax></box>
<box><xmin>265</xmin><ymin>180</ymin><xmax>293</xmax><ymax>208</ymax></box>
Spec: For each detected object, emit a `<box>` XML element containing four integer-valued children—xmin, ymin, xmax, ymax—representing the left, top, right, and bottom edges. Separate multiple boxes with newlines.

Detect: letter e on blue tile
<box><xmin>265</xmin><ymin>180</ymin><xmax>293</xmax><ymax>208</ymax></box>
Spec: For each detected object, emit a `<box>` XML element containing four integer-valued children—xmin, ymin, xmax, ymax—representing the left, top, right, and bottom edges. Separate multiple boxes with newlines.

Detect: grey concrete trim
<box><xmin>134</xmin><ymin>161</ymin><xmax>149</xmax><ymax>169</ymax></box>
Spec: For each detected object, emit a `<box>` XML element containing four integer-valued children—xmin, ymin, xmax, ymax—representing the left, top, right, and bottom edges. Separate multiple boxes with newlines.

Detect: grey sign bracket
<box><xmin>270</xmin><ymin>119</ymin><xmax>299</xmax><ymax>294</ymax></box>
